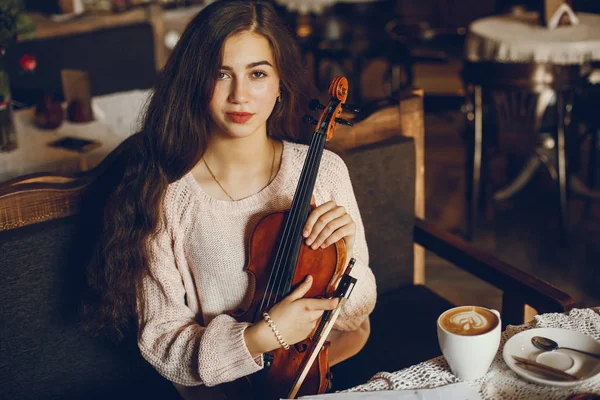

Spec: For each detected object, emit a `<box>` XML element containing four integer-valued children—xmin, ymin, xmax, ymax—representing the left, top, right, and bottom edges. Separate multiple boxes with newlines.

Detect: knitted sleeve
<box><xmin>137</xmin><ymin>187</ymin><xmax>263</xmax><ymax>387</ymax></box>
<box><xmin>317</xmin><ymin>151</ymin><xmax>377</xmax><ymax>331</ymax></box>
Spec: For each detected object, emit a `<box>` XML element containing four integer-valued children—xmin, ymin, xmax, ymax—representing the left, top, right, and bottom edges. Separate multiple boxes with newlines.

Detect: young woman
<box><xmin>85</xmin><ymin>0</ymin><xmax>376</xmax><ymax>397</ymax></box>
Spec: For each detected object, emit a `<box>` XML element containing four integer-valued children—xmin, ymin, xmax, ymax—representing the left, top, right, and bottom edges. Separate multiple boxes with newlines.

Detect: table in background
<box><xmin>465</xmin><ymin>12</ymin><xmax>600</xmax><ymax>65</ymax></box>
<box><xmin>0</xmin><ymin>89</ymin><xmax>150</xmax><ymax>183</ymax></box>
<box><xmin>347</xmin><ymin>308</ymin><xmax>600</xmax><ymax>399</ymax></box>
<box><xmin>463</xmin><ymin>11</ymin><xmax>600</xmax><ymax>219</ymax></box>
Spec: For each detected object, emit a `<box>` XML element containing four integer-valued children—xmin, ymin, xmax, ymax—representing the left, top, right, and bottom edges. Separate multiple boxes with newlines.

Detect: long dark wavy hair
<box><xmin>83</xmin><ymin>0</ymin><xmax>315</xmax><ymax>342</ymax></box>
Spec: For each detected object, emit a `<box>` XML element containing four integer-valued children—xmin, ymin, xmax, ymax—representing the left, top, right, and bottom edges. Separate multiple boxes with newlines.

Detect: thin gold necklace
<box><xmin>203</xmin><ymin>140</ymin><xmax>276</xmax><ymax>201</ymax></box>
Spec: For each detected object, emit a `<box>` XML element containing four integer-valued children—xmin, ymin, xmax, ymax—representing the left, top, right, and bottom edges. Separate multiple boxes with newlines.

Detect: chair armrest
<box><xmin>2</xmin><ymin>173</ymin><xmax>78</xmax><ymax>187</ymax></box>
<box><xmin>414</xmin><ymin>218</ymin><xmax>577</xmax><ymax>325</ymax></box>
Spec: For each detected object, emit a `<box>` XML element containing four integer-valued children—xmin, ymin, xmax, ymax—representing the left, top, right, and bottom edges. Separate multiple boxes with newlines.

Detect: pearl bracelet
<box><xmin>262</xmin><ymin>312</ymin><xmax>290</xmax><ymax>350</ymax></box>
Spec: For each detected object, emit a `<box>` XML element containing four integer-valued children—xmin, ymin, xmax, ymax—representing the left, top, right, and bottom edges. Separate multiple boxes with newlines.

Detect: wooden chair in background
<box><xmin>462</xmin><ymin>61</ymin><xmax>585</xmax><ymax>246</ymax></box>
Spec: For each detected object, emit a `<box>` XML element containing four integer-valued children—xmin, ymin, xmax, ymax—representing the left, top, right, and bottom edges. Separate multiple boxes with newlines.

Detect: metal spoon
<box><xmin>531</xmin><ymin>336</ymin><xmax>600</xmax><ymax>360</ymax></box>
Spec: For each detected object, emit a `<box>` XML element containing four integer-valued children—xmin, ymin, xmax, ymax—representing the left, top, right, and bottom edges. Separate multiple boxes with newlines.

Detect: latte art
<box><xmin>439</xmin><ymin>306</ymin><xmax>498</xmax><ymax>336</ymax></box>
<box><xmin>449</xmin><ymin>310</ymin><xmax>489</xmax><ymax>332</ymax></box>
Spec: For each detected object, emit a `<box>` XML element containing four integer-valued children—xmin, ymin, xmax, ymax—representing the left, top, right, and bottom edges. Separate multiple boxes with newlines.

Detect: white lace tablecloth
<box><xmin>465</xmin><ymin>13</ymin><xmax>600</xmax><ymax>65</ymax></box>
<box><xmin>348</xmin><ymin>308</ymin><xmax>600</xmax><ymax>399</ymax></box>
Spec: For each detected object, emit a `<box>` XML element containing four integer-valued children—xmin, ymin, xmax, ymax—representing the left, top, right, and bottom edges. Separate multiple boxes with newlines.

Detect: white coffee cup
<box><xmin>437</xmin><ymin>306</ymin><xmax>501</xmax><ymax>380</ymax></box>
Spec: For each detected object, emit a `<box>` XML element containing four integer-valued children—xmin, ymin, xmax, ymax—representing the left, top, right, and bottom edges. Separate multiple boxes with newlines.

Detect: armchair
<box><xmin>0</xmin><ymin>93</ymin><xmax>576</xmax><ymax>398</ymax></box>
<box><xmin>0</xmin><ymin>135</ymin><xmax>181</xmax><ymax>400</ymax></box>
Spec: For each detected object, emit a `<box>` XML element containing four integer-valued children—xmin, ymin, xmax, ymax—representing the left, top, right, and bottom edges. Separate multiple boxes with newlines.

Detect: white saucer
<box><xmin>503</xmin><ymin>327</ymin><xmax>600</xmax><ymax>387</ymax></box>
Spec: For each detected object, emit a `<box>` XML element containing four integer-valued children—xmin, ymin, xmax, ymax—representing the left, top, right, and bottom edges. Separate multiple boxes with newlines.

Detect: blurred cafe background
<box><xmin>1</xmin><ymin>0</ymin><xmax>599</xmax><ymax>311</ymax></box>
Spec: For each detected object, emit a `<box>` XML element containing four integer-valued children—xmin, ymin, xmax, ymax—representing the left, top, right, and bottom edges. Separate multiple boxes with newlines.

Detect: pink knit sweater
<box><xmin>137</xmin><ymin>140</ymin><xmax>377</xmax><ymax>389</ymax></box>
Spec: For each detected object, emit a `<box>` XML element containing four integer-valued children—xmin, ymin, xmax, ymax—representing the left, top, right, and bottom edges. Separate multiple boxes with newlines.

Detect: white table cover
<box><xmin>0</xmin><ymin>89</ymin><xmax>150</xmax><ymax>182</ymax></box>
<box><xmin>347</xmin><ymin>308</ymin><xmax>600</xmax><ymax>399</ymax></box>
<box><xmin>465</xmin><ymin>13</ymin><xmax>600</xmax><ymax>65</ymax></box>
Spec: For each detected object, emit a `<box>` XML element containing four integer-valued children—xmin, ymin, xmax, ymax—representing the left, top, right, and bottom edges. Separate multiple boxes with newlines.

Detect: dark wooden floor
<box><xmin>422</xmin><ymin>108</ymin><xmax>600</xmax><ymax>311</ymax></box>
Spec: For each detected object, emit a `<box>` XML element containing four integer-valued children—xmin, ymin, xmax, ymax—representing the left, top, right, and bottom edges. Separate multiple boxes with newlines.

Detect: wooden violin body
<box><xmin>232</xmin><ymin>211</ymin><xmax>347</xmax><ymax>398</ymax></box>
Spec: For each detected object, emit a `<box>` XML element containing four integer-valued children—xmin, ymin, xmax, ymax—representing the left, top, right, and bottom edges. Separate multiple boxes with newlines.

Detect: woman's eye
<box><xmin>251</xmin><ymin>71</ymin><xmax>267</xmax><ymax>79</ymax></box>
<box><xmin>217</xmin><ymin>72</ymin><xmax>229</xmax><ymax>80</ymax></box>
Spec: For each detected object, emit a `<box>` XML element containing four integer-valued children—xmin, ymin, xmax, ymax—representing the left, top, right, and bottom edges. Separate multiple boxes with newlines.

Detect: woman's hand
<box><xmin>267</xmin><ymin>275</ymin><xmax>338</xmax><ymax>345</ymax></box>
<box><xmin>303</xmin><ymin>201</ymin><xmax>355</xmax><ymax>259</ymax></box>
<box><xmin>244</xmin><ymin>275</ymin><xmax>338</xmax><ymax>356</ymax></box>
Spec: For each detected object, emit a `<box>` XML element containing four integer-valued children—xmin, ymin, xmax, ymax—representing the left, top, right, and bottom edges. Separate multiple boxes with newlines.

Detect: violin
<box><xmin>225</xmin><ymin>77</ymin><xmax>354</xmax><ymax>399</ymax></box>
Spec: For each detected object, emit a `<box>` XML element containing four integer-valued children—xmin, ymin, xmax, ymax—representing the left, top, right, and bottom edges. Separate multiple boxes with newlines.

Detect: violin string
<box><xmin>263</xmin><ymin>132</ymin><xmax>322</xmax><ymax>310</ymax></box>
<box><xmin>271</xmin><ymin>135</ymin><xmax>324</xmax><ymax>301</ymax></box>
<box><xmin>266</xmin><ymin>99</ymin><xmax>335</xmax><ymax>307</ymax></box>
<box><xmin>259</xmin><ymin>98</ymin><xmax>338</xmax><ymax>314</ymax></box>
<box><xmin>269</xmin><ymin>133</ymin><xmax>323</xmax><ymax>307</ymax></box>
<box><xmin>267</xmin><ymin>131</ymin><xmax>325</xmax><ymax>310</ymax></box>
<box><xmin>260</xmin><ymin>133</ymin><xmax>319</xmax><ymax>312</ymax></box>
<box><xmin>259</xmin><ymin>131</ymin><xmax>321</xmax><ymax>313</ymax></box>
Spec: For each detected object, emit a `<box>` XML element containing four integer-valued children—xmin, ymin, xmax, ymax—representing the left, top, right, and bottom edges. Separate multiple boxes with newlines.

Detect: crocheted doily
<box><xmin>347</xmin><ymin>308</ymin><xmax>600</xmax><ymax>399</ymax></box>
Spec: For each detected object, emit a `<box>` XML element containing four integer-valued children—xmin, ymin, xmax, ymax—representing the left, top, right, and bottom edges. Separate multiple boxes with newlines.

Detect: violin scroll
<box><xmin>329</xmin><ymin>76</ymin><xmax>349</xmax><ymax>102</ymax></box>
<box><xmin>313</xmin><ymin>76</ymin><xmax>350</xmax><ymax>141</ymax></box>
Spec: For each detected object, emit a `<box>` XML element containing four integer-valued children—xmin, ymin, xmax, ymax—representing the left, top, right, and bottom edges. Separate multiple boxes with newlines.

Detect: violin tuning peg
<box><xmin>342</xmin><ymin>104</ymin><xmax>360</xmax><ymax>114</ymax></box>
<box><xmin>309</xmin><ymin>99</ymin><xmax>326</xmax><ymax>111</ymax></box>
<box><xmin>335</xmin><ymin>117</ymin><xmax>353</xmax><ymax>127</ymax></box>
<box><xmin>303</xmin><ymin>115</ymin><xmax>318</xmax><ymax>125</ymax></box>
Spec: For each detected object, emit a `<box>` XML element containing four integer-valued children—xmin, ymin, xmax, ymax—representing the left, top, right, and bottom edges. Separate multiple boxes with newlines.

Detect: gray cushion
<box><xmin>344</xmin><ymin>138</ymin><xmax>416</xmax><ymax>293</ymax></box>
<box><xmin>0</xmin><ymin>217</ymin><xmax>178</xmax><ymax>400</ymax></box>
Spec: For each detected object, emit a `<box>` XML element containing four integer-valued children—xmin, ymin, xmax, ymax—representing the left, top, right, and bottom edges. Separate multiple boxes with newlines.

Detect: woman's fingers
<box><xmin>301</xmin><ymin>297</ymin><xmax>339</xmax><ymax>313</ymax></box>
<box><xmin>304</xmin><ymin>204</ymin><xmax>346</xmax><ymax>246</ymax></box>
<box><xmin>286</xmin><ymin>275</ymin><xmax>313</xmax><ymax>302</ymax></box>
<box><xmin>303</xmin><ymin>201</ymin><xmax>338</xmax><ymax>240</ymax></box>
<box><xmin>313</xmin><ymin>215</ymin><xmax>355</xmax><ymax>249</ymax></box>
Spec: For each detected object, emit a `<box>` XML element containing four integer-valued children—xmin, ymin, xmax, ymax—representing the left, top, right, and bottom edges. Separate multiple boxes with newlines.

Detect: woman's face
<box><xmin>208</xmin><ymin>31</ymin><xmax>280</xmax><ymax>140</ymax></box>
